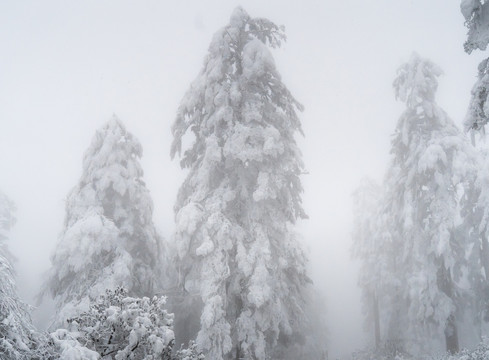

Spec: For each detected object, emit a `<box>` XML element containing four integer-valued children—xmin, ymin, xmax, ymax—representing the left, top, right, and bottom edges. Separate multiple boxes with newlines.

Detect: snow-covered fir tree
<box><xmin>381</xmin><ymin>53</ymin><xmax>479</xmax><ymax>354</ymax></box>
<box><xmin>460</xmin><ymin>0</ymin><xmax>489</xmax><ymax>339</ymax></box>
<box><xmin>0</xmin><ymin>191</ymin><xmax>48</xmax><ymax>359</ymax></box>
<box><xmin>41</xmin><ymin>117</ymin><xmax>164</xmax><ymax>326</ymax></box>
<box><xmin>170</xmin><ymin>7</ymin><xmax>320</xmax><ymax>359</ymax></box>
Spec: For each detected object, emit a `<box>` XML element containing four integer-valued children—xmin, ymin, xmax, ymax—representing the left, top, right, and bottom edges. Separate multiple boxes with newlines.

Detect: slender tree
<box><xmin>382</xmin><ymin>53</ymin><xmax>478</xmax><ymax>354</ymax></box>
<box><xmin>0</xmin><ymin>191</ymin><xmax>37</xmax><ymax>359</ymax></box>
<box><xmin>352</xmin><ymin>178</ymin><xmax>385</xmax><ymax>349</ymax></box>
<box><xmin>42</xmin><ymin>117</ymin><xmax>163</xmax><ymax>325</ymax></box>
<box><xmin>171</xmin><ymin>7</ymin><xmax>317</xmax><ymax>359</ymax></box>
<box><xmin>460</xmin><ymin>0</ymin><xmax>489</xmax><ymax>339</ymax></box>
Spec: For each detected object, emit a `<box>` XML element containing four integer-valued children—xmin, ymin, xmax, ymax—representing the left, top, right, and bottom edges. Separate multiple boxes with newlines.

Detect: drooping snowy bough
<box><xmin>41</xmin><ymin>117</ymin><xmax>164</xmax><ymax>326</ymax></box>
<box><xmin>171</xmin><ymin>7</ymin><xmax>322</xmax><ymax>360</ymax></box>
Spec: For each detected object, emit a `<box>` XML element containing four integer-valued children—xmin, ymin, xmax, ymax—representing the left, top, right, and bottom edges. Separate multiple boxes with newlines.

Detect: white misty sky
<box><xmin>0</xmin><ymin>0</ymin><xmax>485</xmax><ymax>357</ymax></box>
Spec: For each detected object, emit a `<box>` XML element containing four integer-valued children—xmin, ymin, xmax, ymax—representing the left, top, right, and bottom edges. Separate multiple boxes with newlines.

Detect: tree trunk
<box><xmin>481</xmin><ymin>232</ymin><xmax>489</xmax><ymax>281</ymax></box>
<box><xmin>445</xmin><ymin>314</ymin><xmax>459</xmax><ymax>354</ymax></box>
<box><xmin>234</xmin><ymin>294</ymin><xmax>243</xmax><ymax>360</ymax></box>
<box><xmin>480</xmin><ymin>232</ymin><xmax>489</xmax><ymax>330</ymax></box>
<box><xmin>438</xmin><ymin>262</ymin><xmax>459</xmax><ymax>354</ymax></box>
<box><xmin>373</xmin><ymin>292</ymin><xmax>381</xmax><ymax>348</ymax></box>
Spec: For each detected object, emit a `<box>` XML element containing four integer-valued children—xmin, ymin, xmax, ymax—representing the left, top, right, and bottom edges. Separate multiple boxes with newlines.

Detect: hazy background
<box><xmin>0</xmin><ymin>1</ymin><xmax>484</xmax><ymax>357</ymax></box>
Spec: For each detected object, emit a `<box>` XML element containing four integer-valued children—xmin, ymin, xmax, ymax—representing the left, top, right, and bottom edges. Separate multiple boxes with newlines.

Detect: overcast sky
<box><xmin>0</xmin><ymin>1</ymin><xmax>485</xmax><ymax>357</ymax></box>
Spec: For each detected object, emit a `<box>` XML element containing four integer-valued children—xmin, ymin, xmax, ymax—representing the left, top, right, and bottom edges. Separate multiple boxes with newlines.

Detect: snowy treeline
<box><xmin>0</xmin><ymin>7</ymin><xmax>325</xmax><ymax>360</ymax></box>
<box><xmin>12</xmin><ymin>2</ymin><xmax>489</xmax><ymax>359</ymax></box>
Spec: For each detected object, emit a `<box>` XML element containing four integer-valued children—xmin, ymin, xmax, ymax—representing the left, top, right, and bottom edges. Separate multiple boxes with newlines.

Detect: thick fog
<box><xmin>0</xmin><ymin>0</ymin><xmax>485</xmax><ymax>358</ymax></box>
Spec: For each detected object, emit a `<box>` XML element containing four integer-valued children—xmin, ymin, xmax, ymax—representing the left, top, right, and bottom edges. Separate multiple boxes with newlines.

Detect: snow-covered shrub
<box><xmin>66</xmin><ymin>287</ymin><xmax>175</xmax><ymax>359</ymax></box>
<box><xmin>49</xmin><ymin>329</ymin><xmax>100</xmax><ymax>360</ymax></box>
<box><xmin>174</xmin><ymin>341</ymin><xmax>205</xmax><ymax>360</ymax></box>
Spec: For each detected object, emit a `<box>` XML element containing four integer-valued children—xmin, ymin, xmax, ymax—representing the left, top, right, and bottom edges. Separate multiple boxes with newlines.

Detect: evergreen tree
<box><xmin>382</xmin><ymin>53</ymin><xmax>478</xmax><ymax>354</ymax></box>
<box><xmin>0</xmin><ymin>191</ymin><xmax>36</xmax><ymax>359</ymax></box>
<box><xmin>460</xmin><ymin>0</ymin><xmax>489</xmax><ymax>339</ymax></box>
<box><xmin>42</xmin><ymin>117</ymin><xmax>163</xmax><ymax>325</ymax></box>
<box><xmin>171</xmin><ymin>7</ymin><xmax>317</xmax><ymax>359</ymax></box>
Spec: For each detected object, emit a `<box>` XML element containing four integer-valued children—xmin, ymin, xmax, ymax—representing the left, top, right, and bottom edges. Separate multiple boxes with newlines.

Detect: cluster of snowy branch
<box><xmin>65</xmin><ymin>287</ymin><xmax>174</xmax><ymax>359</ymax></box>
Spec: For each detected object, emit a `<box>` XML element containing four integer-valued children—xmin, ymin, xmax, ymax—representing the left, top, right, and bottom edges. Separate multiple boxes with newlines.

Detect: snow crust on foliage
<box><xmin>242</xmin><ymin>39</ymin><xmax>276</xmax><ymax>80</ymax></box>
<box><xmin>170</xmin><ymin>6</ymin><xmax>322</xmax><ymax>360</ymax></box>
<box><xmin>393</xmin><ymin>53</ymin><xmax>442</xmax><ymax>110</ymax></box>
<box><xmin>462</xmin><ymin>0</ymin><xmax>481</xmax><ymax>19</ymax></box>
<box><xmin>42</xmin><ymin>117</ymin><xmax>164</xmax><ymax>326</ymax></box>
<box><xmin>50</xmin><ymin>329</ymin><xmax>100</xmax><ymax>360</ymax></box>
<box><xmin>418</xmin><ymin>143</ymin><xmax>447</xmax><ymax>172</ymax></box>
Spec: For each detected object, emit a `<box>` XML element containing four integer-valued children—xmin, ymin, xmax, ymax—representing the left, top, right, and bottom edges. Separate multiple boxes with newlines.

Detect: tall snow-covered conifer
<box><xmin>460</xmin><ymin>0</ymin><xmax>489</xmax><ymax>338</ymax></box>
<box><xmin>171</xmin><ymin>7</ymin><xmax>315</xmax><ymax>360</ymax></box>
<box><xmin>382</xmin><ymin>53</ymin><xmax>478</xmax><ymax>354</ymax></box>
<box><xmin>42</xmin><ymin>117</ymin><xmax>163</xmax><ymax>325</ymax></box>
<box><xmin>0</xmin><ymin>191</ymin><xmax>36</xmax><ymax>359</ymax></box>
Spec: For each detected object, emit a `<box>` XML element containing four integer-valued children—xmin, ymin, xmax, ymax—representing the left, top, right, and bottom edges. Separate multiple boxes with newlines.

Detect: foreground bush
<box><xmin>57</xmin><ymin>287</ymin><xmax>203</xmax><ymax>359</ymax></box>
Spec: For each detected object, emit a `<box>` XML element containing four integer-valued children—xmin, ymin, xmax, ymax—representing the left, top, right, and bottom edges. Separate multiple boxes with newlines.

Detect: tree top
<box><xmin>393</xmin><ymin>52</ymin><xmax>442</xmax><ymax>109</ymax></box>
